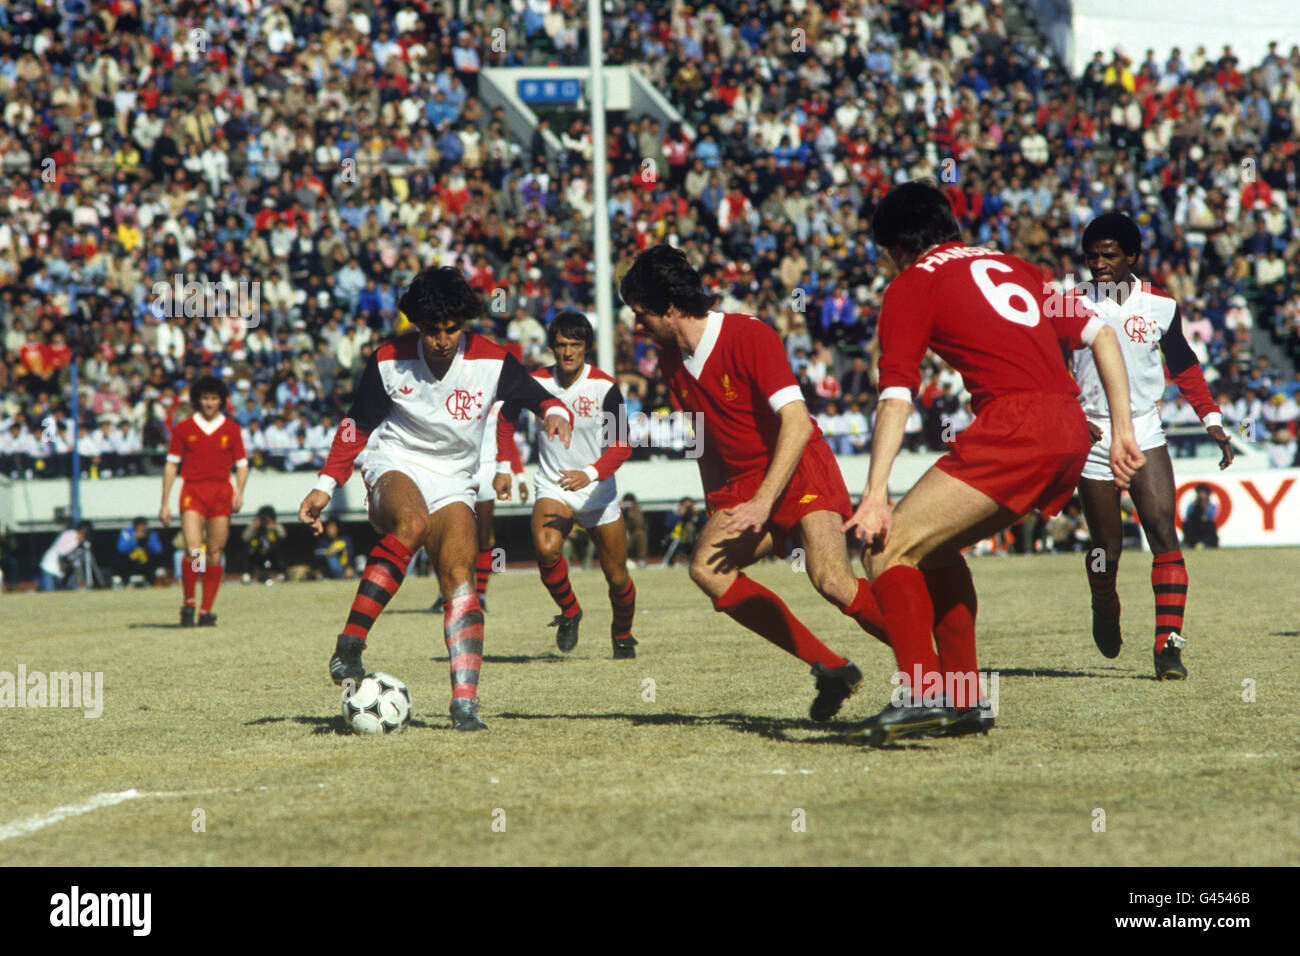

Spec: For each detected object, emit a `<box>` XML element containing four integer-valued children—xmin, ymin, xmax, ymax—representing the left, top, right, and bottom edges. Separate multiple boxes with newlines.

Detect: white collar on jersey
<box><xmin>682</xmin><ymin>310</ymin><xmax>724</xmax><ymax>380</ymax></box>
<box><xmin>193</xmin><ymin>413</ymin><xmax>226</xmax><ymax>435</ymax></box>
<box><xmin>417</xmin><ymin>331</ymin><xmax>465</xmax><ymax>382</ymax></box>
<box><xmin>551</xmin><ymin>362</ymin><xmax>590</xmax><ymax>391</ymax></box>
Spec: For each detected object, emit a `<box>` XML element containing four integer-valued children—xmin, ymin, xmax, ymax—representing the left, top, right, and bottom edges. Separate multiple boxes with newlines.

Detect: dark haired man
<box><xmin>620</xmin><ymin>245</ymin><xmax>891</xmax><ymax>720</ymax></box>
<box><xmin>1071</xmin><ymin>212</ymin><xmax>1233</xmax><ymax>679</ymax></box>
<box><xmin>298</xmin><ymin>267</ymin><xmax>573</xmax><ymax>731</ymax></box>
<box><xmin>160</xmin><ymin>374</ymin><xmax>249</xmax><ymax>626</ymax></box>
<box><xmin>495</xmin><ymin>312</ymin><xmax>638</xmax><ymax>657</ymax></box>
<box><xmin>842</xmin><ymin>182</ymin><xmax>1145</xmax><ymax>745</ymax></box>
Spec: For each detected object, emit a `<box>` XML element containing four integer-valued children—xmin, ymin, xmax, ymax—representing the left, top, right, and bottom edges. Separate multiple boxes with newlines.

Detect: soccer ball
<box><xmin>342</xmin><ymin>673</ymin><xmax>412</xmax><ymax>735</ymax></box>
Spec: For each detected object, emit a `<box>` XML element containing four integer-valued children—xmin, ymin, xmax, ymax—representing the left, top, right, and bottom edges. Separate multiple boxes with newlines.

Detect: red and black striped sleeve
<box><xmin>1159</xmin><ymin>304</ymin><xmax>1221</xmax><ymax>425</ymax></box>
<box><xmin>498</xmin><ymin>353</ymin><xmax>573</xmax><ymax>426</ymax></box>
<box><xmin>315</xmin><ymin>352</ymin><xmax>393</xmax><ymax>494</ymax></box>
<box><xmin>589</xmin><ymin>382</ymin><xmax>632</xmax><ymax>481</ymax></box>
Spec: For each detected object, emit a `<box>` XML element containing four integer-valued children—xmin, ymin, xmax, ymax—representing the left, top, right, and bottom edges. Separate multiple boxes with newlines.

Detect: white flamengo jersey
<box><xmin>1071</xmin><ymin>282</ymin><xmax>1179</xmax><ymax>421</ymax></box>
<box><xmin>315</xmin><ymin>332</ymin><xmax>571</xmax><ymax>495</ymax></box>
<box><xmin>499</xmin><ymin>363</ymin><xmax>631</xmax><ymax>485</ymax></box>
<box><xmin>480</xmin><ymin>401</ymin><xmax>504</xmax><ymax>468</ymax></box>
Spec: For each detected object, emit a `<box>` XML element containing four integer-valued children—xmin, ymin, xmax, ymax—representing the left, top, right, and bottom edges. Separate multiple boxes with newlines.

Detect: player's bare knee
<box><xmin>688</xmin><ymin>557</ymin><xmax>723</xmax><ymax>598</ymax></box>
<box><xmin>393</xmin><ymin>513</ymin><xmax>428</xmax><ymax>550</ymax></box>
<box><xmin>207</xmin><ymin>549</ymin><xmax>225</xmax><ymax>564</ymax></box>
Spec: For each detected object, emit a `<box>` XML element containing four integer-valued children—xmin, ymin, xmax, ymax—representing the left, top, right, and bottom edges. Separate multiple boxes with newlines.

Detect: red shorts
<box><xmin>706</xmin><ymin>438</ymin><xmax>852</xmax><ymax>537</ymax></box>
<box><xmin>935</xmin><ymin>392</ymin><xmax>1090</xmax><ymax>518</ymax></box>
<box><xmin>179</xmin><ymin>479</ymin><xmax>234</xmax><ymax>519</ymax></box>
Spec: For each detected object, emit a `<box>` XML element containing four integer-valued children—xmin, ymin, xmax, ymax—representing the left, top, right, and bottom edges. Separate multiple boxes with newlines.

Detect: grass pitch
<box><xmin>2</xmin><ymin>548</ymin><xmax>1297</xmax><ymax>866</ymax></box>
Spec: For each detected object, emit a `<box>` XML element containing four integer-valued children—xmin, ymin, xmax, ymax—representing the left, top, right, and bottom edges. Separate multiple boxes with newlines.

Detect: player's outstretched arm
<box><xmin>1088</xmin><ymin>326</ymin><xmax>1145</xmax><ymax>487</ymax></box>
<box><xmin>564</xmin><ymin>382</ymin><xmax>633</xmax><ymax>491</ymax></box>
<box><xmin>1160</xmin><ymin>307</ymin><xmax>1234</xmax><ymax>469</ymax></box>
<box><xmin>844</xmin><ymin>396</ymin><xmax>909</xmax><ymax>551</ymax></box>
<box><xmin>498</xmin><ymin>353</ymin><xmax>572</xmax><ymax>447</ymax></box>
<box><xmin>721</xmin><ymin>400</ymin><xmax>811</xmax><ymax>535</ymax></box>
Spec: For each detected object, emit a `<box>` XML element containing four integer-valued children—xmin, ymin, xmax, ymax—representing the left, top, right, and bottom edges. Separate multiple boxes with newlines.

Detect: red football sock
<box><xmin>609</xmin><ymin>579</ymin><xmax>636</xmax><ymax>639</ymax></box>
<box><xmin>538</xmin><ymin>555</ymin><xmax>580</xmax><ymax>618</ymax></box>
<box><xmin>475</xmin><ymin>549</ymin><xmax>493</xmax><ymax>600</ymax></box>
<box><xmin>342</xmin><ymin>534</ymin><xmax>414</xmax><ymax>643</ymax></box>
<box><xmin>181</xmin><ymin>552</ymin><xmax>199</xmax><ymax>606</ymax></box>
<box><xmin>924</xmin><ymin>562</ymin><xmax>979</xmax><ymax>708</ymax></box>
<box><xmin>841</xmin><ymin>578</ymin><xmax>890</xmax><ymax>645</ymax></box>
<box><xmin>1151</xmin><ymin>551</ymin><xmax>1188</xmax><ymax>652</ymax></box>
<box><xmin>872</xmin><ymin>565</ymin><xmax>941</xmax><ymax>699</ymax></box>
<box><xmin>199</xmin><ymin>561</ymin><xmax>224</xmax><ymax>614</ymax></box>
<box><xmin>713</xmin><ymin>574</ymin><xmax>846</xmax><ymax>668</ymax></box>
<box><xmin>444</xmin><ymin>592</ymin><xmax>484</xmax><ymax>700</ymax></box>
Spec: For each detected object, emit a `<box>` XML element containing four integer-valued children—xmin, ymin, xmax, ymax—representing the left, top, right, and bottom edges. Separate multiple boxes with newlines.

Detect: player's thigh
<box><xmin>1127</xmin><ymin>444</ymin><xmax>1180</xmax><ymax>554</ymax></box>
<box><xmin>475</xmin><ymin>499</ymin><xmax>494</xmax><ymax>551</ymax></box>
<box><xmin>532</xmin><ymin>497</ymin><xmax>574</xmax><ymax>560</ymax></box>
<box><xmin>180</xmin><ymin>509</ymin><xmax>206</xmax><ymax>553</ymax></box>
<box><xmin>793</xmin><ymin>509</ymin><xmax>858</xmax><ymax>607</ymax></box>
<box><xmin>368</xmin><ymin>470</ymin><xmax>431</xmax><ymax>544</ymax></box>
<box><xmin>205</xmin><ymin>515</ymin><xmax>231</xmax><ymax>557</ymax></box>
<box><xmin>873</xmin><ymin>466</ymin><xmax>1014</xmax><ymax>574</ymax></box>
<box><xmin>426</xmin><ymin>501</ymin><xmax>477</xmax><ymax>595</ymax></box>
<box><xmin>588</xmin><ymin>516</ymin><xmax>630</xmax><ymax>585</ymax></box>
<box><xmin>689</xmin><ymin>508</ymin><xmax>773</xmax><ymax>598</ymax></box>
<box><xmin>1077</xmin><ymin>477</ymin><xmax>1123</xmax><ymax>556</ymax></box>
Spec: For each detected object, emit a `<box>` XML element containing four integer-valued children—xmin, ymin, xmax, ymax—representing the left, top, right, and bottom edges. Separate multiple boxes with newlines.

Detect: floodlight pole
<box><xmin>588</xmin><ymin>0</ymin><xmax>614</xmax><ymax>374</ymax></box>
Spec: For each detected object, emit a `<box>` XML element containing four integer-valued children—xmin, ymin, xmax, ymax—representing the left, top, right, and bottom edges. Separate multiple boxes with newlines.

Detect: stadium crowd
<box><xmin>2</xmin><ymin>0</ymin><xmax>1300</xmax><ymax>487</ymax></box>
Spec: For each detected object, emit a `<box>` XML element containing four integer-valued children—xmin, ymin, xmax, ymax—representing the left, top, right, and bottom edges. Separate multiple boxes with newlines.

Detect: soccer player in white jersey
<box><xmin>429</xmin><ymin>399</ymin><xmax>528</xmax><ymax>614</ymax></box>
<box><xmin>494</xmin><ymin>312</ymin><xmax>638</xmax><ymax>658</ymax></box>
<box><xmin>297</xmin><ymin>267</ymin><xmax>573</xmax><ymax>731</ymax></box>
<box><xmin>1071</xmin><ymin>214</ymin><xmax>1235</xmax><ymax>680</ymax></box>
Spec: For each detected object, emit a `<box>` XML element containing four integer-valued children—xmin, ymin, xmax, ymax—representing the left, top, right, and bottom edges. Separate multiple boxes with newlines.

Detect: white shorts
<box><xmin>361</xmin><ymin>445</ymin><xmax>476</xmax><ymax>516</ymax></box>
<box><xmin>473</xmin><ymin>459</ymin><xmax>497</xmax><ymax>504</ymax></box>
<box><xmin>534</xmin><ymin>474</ymin><xmax>621</xmax><ymax>529</ymax></box>
<box><xmin>1081</xmin><ymin>407</ymin><xmax>1166</xmax><ymax>481</ymax></box>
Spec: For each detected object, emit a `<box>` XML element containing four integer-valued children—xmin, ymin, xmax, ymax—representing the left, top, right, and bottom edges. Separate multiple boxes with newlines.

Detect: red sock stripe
<box><xmin>538</xmin><ymin>556</ymin><xmax>579</xmax><ymax>615</ymax></box>
<box><xmin>341</xmin><ymin>536</ymin><xmax>411</xmax><ymax>643</ymax></box>
<box><xmin>444</xmin><ymin>593</ymin><xmax>483</xmax><ymax>699</ymax></box>
<box><xmin>610</xmin><ymin>579</ymin><xmax>636</xmax><ymax>639</ymax></box>
<box><xmin>1150</xmin><ymin>551</ymin><xmax>1188</xmax><ymax>647</ymax></box>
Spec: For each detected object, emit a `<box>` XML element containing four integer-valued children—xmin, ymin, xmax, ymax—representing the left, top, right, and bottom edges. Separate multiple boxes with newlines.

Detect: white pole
<box><xmin>588</xmin><ymin>0</ymin><xmax>614</xmax><ymax>374</ymax></box>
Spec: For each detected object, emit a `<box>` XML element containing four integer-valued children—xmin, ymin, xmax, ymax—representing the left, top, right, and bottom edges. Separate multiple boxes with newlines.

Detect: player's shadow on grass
<box><xmin>127</xmin><ymin>622</ymin><xmax>190</xmax><ymax>630</ymax></box>
<box><xmin>494</xmin><ymin>710</ymin><xmax>856</xmax><ymax>745</ymax></box>
<box><xmin>990</xmin><ymin>666</ymin><xmax>1150</xmax><ymax>681</ymax></box>
<box><xmin>1270</xmin><ymin>631</ymin><xmax>1299</xmax><ymax>637</ymax></box>
<box><xmin>245</xmin><ymin>714</ymin><xmax>441</xmax><ymax>735</ymax></box>
<box><xmin>429</xmin><ymin>654</ymin><xmax>568</xmax><ymax>664</ymax></box>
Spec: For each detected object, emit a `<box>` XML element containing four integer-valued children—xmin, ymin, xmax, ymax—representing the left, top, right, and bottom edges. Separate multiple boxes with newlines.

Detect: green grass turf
<box><xmin>1</xmin><ymin>548</ymin><xmax>1296</xmax><ymax>865</ymax></box>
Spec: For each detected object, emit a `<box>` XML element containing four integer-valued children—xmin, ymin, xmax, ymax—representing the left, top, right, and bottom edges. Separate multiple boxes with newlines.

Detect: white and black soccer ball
<box><xmin>342</xmin><ymin>672</ymin><xmax>412</xmax><ymax>735</ymax></box>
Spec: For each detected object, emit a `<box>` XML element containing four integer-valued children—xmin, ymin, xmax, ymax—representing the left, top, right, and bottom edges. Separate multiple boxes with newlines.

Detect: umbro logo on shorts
<box><xmin>799</xmin><ymin>493</ymin><xmax>818</xmax><ymax>504</ymax></box>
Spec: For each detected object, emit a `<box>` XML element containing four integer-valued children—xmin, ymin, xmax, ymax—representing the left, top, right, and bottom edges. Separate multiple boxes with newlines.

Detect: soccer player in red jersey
<box><xmin>1070</xmin><ymin>213</ymin><xmax>1235</xmax><ymax>679</ymax></box>
<box><xmin>159</xmin><ymin>375</ymin><xmax>249</xmax><ymax>627</ymax></box>
<box><xmin>620</xmin><ymin>245</ymin><xmax>891</xmax><ymax>720</ymax></box>
<box><xmin>842</xmin><ymin>182</ymin><xmax>1147</xmax><ymax>746</ymax></box>
<box><xmin>297</xmin><ymin>267</ymin><xmax>572</xmax><ymax>731</ymax></box>
<box><xmin>495</xmin><ymin>312</ymin><xmax>638</xmax><ymax>658</ymax></box>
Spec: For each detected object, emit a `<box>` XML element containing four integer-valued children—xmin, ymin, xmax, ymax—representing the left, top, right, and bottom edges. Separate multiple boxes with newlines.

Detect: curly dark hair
<box><xmin>871</xmin><ymin>180</ymin><xmax>962</xmax><ymax>257</ymax></box>
<box><xmin>1082</xmin><ymin>212</ymin><xmax>1143</xmax><ymax>257</ymax></box>
<box><xmin>548</xmin><ymin>310</ymin><xmax>595</xmax><ymax>352</ymax></box>
<box><xmin>618</xmin><ymin>244</ymin><xmax>717</xmax><ymax>316</ymax></box>
<box><xmin>397</xmin><ymin>266</ymin><xmax>483</xmax><ymax>327</ymax></box>
<box><xmin>189</xmin><ymin>374</ymin><xmax>228</xmax><ymax>407</ymax></box>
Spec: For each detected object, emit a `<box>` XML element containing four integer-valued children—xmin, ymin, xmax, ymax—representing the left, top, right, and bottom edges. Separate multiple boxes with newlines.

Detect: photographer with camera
<box><xmin>39</xmin><ymin>520</ymin><xmax>93</xmax><ymax>591</ymax></box>
<box><xmin>242</xmin><ymin>505</ymin><xmax>287</xmax><ymax>584</ymax></box>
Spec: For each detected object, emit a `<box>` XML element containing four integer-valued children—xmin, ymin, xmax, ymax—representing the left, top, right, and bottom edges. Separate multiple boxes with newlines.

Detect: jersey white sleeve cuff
<box><xmin>767</xmin><ymin>385</ymin><xmax>804</xmax><ymax>413</ymax></box>
<box><xmin>166</xmin><ymin>453</ymin><xmax>181</xmax><ymax>464</ymax></box>
<box><xmin>234</xmin><ymin>458</ymin><xmax>248</xmax><ymax>468</ymax></box>
<box><xmin>545</xmin><ymin>406</ymin><xmax>573</xmax><ymax>424</ymax></box>
<box><xmin>496</xmin><ymin>460</ymin><xmax>513</xmax><ymax>474</ymax></box>
<box><xmin>1202</xmin><ymin>412</ymin><xmax>1223</xmax><ymax>429</ymax></box>
<box><xmin>312</xmin><ymin>474</ymin><xmax>338</xmax><ymax>497</ymax></box>
<box><xmin>878</xmin><ymin>386</ymin><xmax>913</xmax><ymax>403</ymax></box>
<box><xmin>582</xmin><ymin>465</ymin><xmax>600</xmax><ymax>483</ymax></box>
<box><xmin>1079</xmin><ymin>315</ymin><xmax>1105</xmax><ymax>346</ymax></box>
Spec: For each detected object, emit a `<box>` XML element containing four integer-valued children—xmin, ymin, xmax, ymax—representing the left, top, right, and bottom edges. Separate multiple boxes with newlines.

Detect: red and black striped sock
<box><xmin>1086</xmin><ymin>554</ymin><xmax>1121</xmax><ymax>618</ymax></box>
<box><xmin>341</xmin><ymin>534</ymin><xmax>414</xmax><ymax>643</ymax></box>
<box><xmin>1151</xmin><ymin>551</ymin><xmax>1188</xmax><ymax>652</ymax></box>
<box><xmin>475</xmin><ymin>549</ymin><xmax>493</xmax><ymax>601</ymax></box>
<box><xmin>713</xmin><ymin>574</ymin><xmax>846</xmax><ymax>668</ymax></box>
<box><xmin>609</xmin><ymin>579</ymin><xmax>636</xmax><ymax>639</ymax></box>
<box><xmin>538</xmin><ymin>555</ymin><xmax>580</xmax><ymax>618</ymax></box>
<box><xmin>444</xmin><ymin>592</ymin><xmax>484</xmax><ymax>700</ymax></box>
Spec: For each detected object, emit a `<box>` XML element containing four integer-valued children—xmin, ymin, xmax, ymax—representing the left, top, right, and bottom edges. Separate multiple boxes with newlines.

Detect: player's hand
<box><xmin>1207</xmin><ymin>424</ymin><xmax>1235</xmax><ymax>469</ymax></box>
<box><xmin>843</xmin><ymin>496</ymin><xmax>892</xmax><ymax>555</ymax></box>
<box><xmin>558</xmin><ymin>469</ymin><xmax>590</xmax><ymax>492</ymax></box>
<box><xmin>158</xmin><ymin>504</ymin><xmax>171</xmax><ymax>527</ymax></box>
<box><xmin>519</xmin><ymin>480</ymin><xmax>529</xmax><ymax>503</ymax></box>
<box><xmin>492</xmin><ymin>473</ymin><xmax>513</xmax><ymax>501</ymax></box>
<box><xmin>545</xmin><ymin>415</ymin><xmax>572</xmax><ymax>449</ymax></box>
<box><xmin>719</xmin><ymin>497</ymin><xmax>772</xmax><ymax>535</ymax></box>
<box><xmin>231</xmin><ymin>488</ymin><xmax>244</xmax><ymax>514</ymax></box>
<box><xmin>298</xmin><ymin>489</ymin><xmax>330</xmax><ymax>536</ymax></box>
<box><xmin>1087</xmin><ymin>421</ymin><xmax>1103</xmax><ymax>444</ymax></box>
<box><xmin>1109</xmin><ymin>431</ymin><xmax>1146</xmax><ymax>490</ymax></box>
